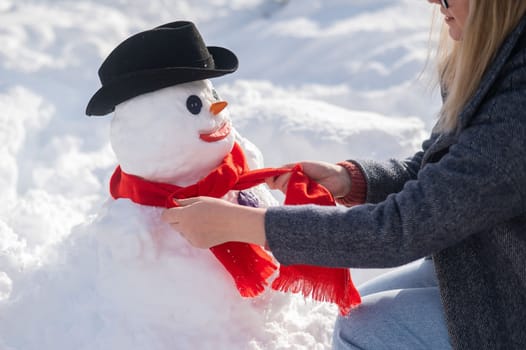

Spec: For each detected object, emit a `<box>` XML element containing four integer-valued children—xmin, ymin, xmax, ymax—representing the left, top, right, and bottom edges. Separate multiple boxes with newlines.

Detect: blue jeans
<box><xmin>332</xmin><ymin>258</ymin><xmax>452</xmax><ymax>350</ymax></box>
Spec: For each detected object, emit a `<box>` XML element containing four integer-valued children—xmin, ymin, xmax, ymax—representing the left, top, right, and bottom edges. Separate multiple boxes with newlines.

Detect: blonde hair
<box><xmin>435</xmin><ymin>1</ymin><xmax>526</xmax><ymax>132</ymax></box>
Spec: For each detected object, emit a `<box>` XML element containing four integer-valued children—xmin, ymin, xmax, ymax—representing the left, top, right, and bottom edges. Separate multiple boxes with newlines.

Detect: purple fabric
<box><xmin>237</xmin><ymin>191</ymin><xmax>259</xmax><ymax>208</ymax></box>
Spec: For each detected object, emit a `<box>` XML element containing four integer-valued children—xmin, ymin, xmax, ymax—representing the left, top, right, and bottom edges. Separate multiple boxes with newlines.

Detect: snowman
<box><xmin>82</xmin><ymin>21</ymin><xmax>339</xmax><ymax>349</ymax></box>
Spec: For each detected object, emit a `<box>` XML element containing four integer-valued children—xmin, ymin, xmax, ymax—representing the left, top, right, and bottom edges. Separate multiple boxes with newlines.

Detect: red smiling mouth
<box><xmin>199</xmin><ymin>122</ymin><xmax>231</xmax><ymax>142</ymax></box>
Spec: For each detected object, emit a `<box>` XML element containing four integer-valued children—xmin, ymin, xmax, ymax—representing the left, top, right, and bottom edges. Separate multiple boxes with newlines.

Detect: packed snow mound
<box><xmin>0</xmin><ymin>195</ymin><xmax>337</xmax><ymax>350</ymax></box>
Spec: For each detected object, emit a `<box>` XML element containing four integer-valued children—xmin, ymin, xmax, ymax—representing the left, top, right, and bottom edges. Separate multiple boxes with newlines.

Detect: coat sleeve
<box><xmin>265</xmin><ymin>90</ymin><xmax>526</xmax><ymax>268</ymax></box>
<box><xmin>351</xmin><ymin>135</ymin><xmax>438</xmax><ymax>204</ymax></box>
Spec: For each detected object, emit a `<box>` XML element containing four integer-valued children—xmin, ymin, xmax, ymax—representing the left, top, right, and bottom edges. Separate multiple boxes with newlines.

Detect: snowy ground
<box><xmin>0</xmin><ymin>0</ymin><xmax>441</xmax><ymax>349</ymax></box>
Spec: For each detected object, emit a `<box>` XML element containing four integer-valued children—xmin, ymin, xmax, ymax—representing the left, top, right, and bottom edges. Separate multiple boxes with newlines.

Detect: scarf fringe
<box><xmin>210</xmin><ymin>243</ymin><xmax>277</xmax><ymax>297</ymax></box>
<box><xmin>271</xmin><ymin>265</ymin><xmax>361</xmax><ymax>315</ymax></box>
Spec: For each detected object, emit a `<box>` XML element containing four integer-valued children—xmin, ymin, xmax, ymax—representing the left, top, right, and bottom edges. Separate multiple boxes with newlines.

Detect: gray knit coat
<box><xmin>265</xmin><ymin>15</ymin><xmax>526</xmax><ymax>350</ymax></box>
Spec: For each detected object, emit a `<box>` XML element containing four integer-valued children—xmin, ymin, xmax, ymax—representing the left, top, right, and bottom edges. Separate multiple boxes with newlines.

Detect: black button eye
<box><xmin>186</xmin><ymin>95</ymin><xmax>202</xmax><ymax>115</ymax></box>
<box><xmin>212</xmin><ymin>89</ymin><xmax>220</xmax><ymax>101</ymax></box>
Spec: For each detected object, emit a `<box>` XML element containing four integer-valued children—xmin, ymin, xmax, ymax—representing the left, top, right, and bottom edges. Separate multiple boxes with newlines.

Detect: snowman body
<box><xmin>85</xmin><ymin>80</ymin><xmax>336</xmax><ymax>349</ymax></box>
<box><xmin>87</xmin><ymin>189</ymin><xmax>276</xmax><ymax>349</ymax></box>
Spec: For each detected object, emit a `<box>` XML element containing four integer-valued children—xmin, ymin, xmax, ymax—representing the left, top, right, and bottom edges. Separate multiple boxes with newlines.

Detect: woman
<box><xmin>162</xmin><ymin>0</ymin><xmax>526</xmax><ymax>349</ymax></box>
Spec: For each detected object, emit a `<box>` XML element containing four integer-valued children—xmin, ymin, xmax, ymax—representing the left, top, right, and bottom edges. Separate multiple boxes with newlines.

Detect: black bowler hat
<box><xmin>85</xmin><ymin>21</ymin><xmax>238</xmax><ymax>116</ymax></box>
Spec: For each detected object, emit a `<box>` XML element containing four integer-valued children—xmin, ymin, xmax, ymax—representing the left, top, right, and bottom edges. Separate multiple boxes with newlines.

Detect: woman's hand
<box><xmin>266</xmin><ymin>161</ymin><xmax>352</xmax><ymax>198</ymax></box>
<box><xmin>161</xmin><ymin>196</ymin><xmax>267</xmax><ymax>248</ymax></box>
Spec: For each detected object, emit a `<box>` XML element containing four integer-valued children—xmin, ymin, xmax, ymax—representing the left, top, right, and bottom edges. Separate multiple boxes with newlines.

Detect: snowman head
<box><xmin>110</xmin><ymin>79</ymin><xmax>235</xmax><ymax>186</ymax></box>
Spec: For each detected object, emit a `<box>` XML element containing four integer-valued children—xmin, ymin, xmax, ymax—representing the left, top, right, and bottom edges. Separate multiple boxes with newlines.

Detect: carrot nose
<box><xmin>210</xmin><ymin>101</ymin><xmax>228</xmax><ymax>116</ymax></box>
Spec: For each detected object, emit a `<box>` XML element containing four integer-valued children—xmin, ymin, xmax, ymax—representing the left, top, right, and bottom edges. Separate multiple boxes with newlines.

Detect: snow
<box><xmin>0</xmin><ymin>0</ymin><xmax>441</xmax><ymax>349</ymax></box>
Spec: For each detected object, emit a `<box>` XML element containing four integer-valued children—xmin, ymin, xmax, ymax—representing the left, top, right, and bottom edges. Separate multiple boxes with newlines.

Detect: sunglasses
<box><xmin>441</xmin><ymin>0</ymin><xmax>449</xmax><ymax>8</ymax></box>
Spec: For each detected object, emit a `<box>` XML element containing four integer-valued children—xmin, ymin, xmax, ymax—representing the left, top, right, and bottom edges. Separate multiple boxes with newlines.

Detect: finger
<box><xmin>266</xmin><ymin>173</ymin><xmax>292</xmax><ymax>193</ymax></box>
<box><xmin>265</xmin><ymin>176</ymin><xmax>278</xmax><ymax>189</ymax></box>
<box><xmin>265</xmin><ymin>163</ymin><xmax>296</xmax><ymax>188</ymax></box>
<box><xmin>161</xmin><ymin>207</ymin><xmax>181</xmax><ymax>223</ymax></box>
<box><xmin>172</xmin><ymin>197</ymin><xmax>202</xmax><ymax>206</ymax></box>
<box><xmin>174</xmin><ymin>225</ymin><xmax>185</xmax><ymax>236</ymax></box>
<box><xmin>281</xmin><ymin>163</ymin><xmax>296</xmax><ymax>169</ymax></box>
<box><xmin>276</xmin><ymin>173</ymin><xmax>292</xmax><ymax>192</ymax></box>
<box><xmin>265</xmin><ymin>174</ymin><xmax>282</xmax><ymax>189</ymax></box>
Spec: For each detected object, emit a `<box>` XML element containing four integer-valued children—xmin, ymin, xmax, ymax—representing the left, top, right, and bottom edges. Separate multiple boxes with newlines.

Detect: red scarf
<box><xmin>110</xmin><ymin>143</ymin><xmax>361</xmax><ymax>314</ymax></box>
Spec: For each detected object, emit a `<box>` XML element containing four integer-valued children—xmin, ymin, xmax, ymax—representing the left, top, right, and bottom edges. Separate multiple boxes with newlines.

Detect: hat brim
<box><xmin>86</xmin><ymin>46</ymin><xmax>238</xmax><ymax>116</ymax></box>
